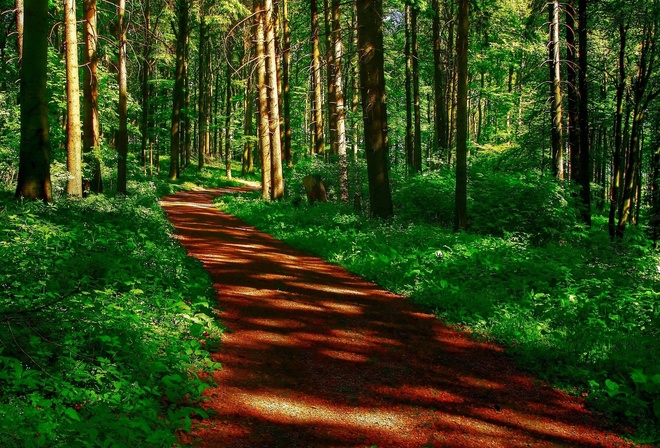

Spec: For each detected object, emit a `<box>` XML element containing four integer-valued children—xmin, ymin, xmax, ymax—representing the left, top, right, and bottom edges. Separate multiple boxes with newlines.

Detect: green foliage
<box><xmin>0</xmin><ymin>183</ymin><xmax>222</xmax><ymax>447</ymax></box>
<box><xmin>219</xmin><ymin>169</ymin><xmax>660</xmax><ymax>443</ymax></box>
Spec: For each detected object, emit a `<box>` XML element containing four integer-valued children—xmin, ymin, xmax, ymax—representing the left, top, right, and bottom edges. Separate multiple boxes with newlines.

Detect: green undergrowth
<box><xmin>216</xmin><ymin>173</ymin><xmax>660</xmax><ymax>444</ymax></box>
<box><xmin>0</xmin><ymin>181</ymin><xmax>223</xmax><ymax>447</ymax></box>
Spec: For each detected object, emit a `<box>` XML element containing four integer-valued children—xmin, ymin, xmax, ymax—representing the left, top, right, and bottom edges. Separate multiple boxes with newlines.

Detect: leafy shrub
<box><xmin>0</xmin><ymin>183</ymin><xmax>222</xmax><ymax>447</ymax></box>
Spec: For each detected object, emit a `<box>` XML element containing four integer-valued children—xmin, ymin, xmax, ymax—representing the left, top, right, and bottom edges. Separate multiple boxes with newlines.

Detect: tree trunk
<box><xmin>116</xmin><ymin>0</ymin><xmax>128</xmax><ymax>194</ymax></box>
<box><xmin>265</xmin><ymin>0</ymin><xmax>284</xmax><ymax>199</ymax></box>
<box><xmin>242</xmin><ymin>72</ymin><xmax>254</xmax><ymax>176</ymax></box>
<box><xmin>324</xmin><ymin>0</ymin><xmax>337</xmax><ymax>155</ymax></box>
<box><xmin>311</xmin><ymin>0</ymin><xmax>324</xmax><ymax>155</ymax></box>
<box><xmin>139</xmin><ymin>0</ymin><xmax>151</xmax><ymax>174</ymax></box>
<box><xmin>432</xmin><ymin>0</ymin><xmax>447</xmax><ymax>167</ymax></box>
<box><xmin>549</xmin><ymin>0</ymin><xmax>564</xmax><ymax>179</ymax></box>
<box><xmin>412</xmin><ymin>5</ymin><xmax>422</xmax><ymax>173</ymax></box>
<box><xmin>255</xmin><ymin>1</ymin><xmax>271</xmax><ymax>199</ymax></box>
<box><xmin>169</xmin><ymin>0</ymin><xmax>188</xmax><ymax>180</ymax></box>
<box><xmin>404</xmin><ymin>3</ymin><xmax>413</xmax><ymax>168</ymax></box>
<box><xmin>15</xmin><ymin>0</ymin><xmax>23</xmax><ymax>63</ymax></box>
<box><xmin>224</xmin><ymin>51</ymin><xmax>233</xmax><ymax>178</ymax></box>
<box><xmin>282</xmin><ymin>0</ymin><xmax>292</xmax><ymax>166</ymax></box>
<box><xmin>609</xmin><ymin>22</ymin><xmax>627</xmax><ymax>238</ymax></box>
<box><xmin>454</xmin><ymin>0</ymin><xmax>469</xmax><ymax>230</ymax></box>
<box><xmin>65</xmin><ymin>0</ymin><xmax>82</xmax><ymax>197</ymax></box>
<box><xmin>332</xmin><ymin>0</ymin><xmax>348</xmax><ymax>203</ymax></box>
<box><xmin>15</xmin><ymin>0</ymin><xmax>51</xmax><ymax>201</ymax></box>
<box><xmin>356</xmin><ymin>0</ymin><xmax>393</xmax><ymax>219</ymax></box>
<box><xmin>577</xmin><ymin>0</ymin><xmax>591</xmax><ymax>225</ymax></box>
<box><xmin>566</xmin><ymin>0</ymin><xmax>579</xmax><ymax>182</ymax></box>
<box><xmin>198</xmin><ymin>8</ymin><xmax>208</xmax><ymax>169</ymax></box>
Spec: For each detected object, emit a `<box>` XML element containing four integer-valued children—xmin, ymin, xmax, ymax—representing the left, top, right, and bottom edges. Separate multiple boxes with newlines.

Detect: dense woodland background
<box><xmin>1</xmin><ymin>0</ymin><xmax>660</xmax><ymax>446</ymax></box>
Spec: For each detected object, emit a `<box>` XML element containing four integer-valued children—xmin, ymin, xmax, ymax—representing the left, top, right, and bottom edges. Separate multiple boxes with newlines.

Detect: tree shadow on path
<box><xmin>161</xmin><ymin>188</ymin><xmax>645</xmax><ymax>448</ymax></box>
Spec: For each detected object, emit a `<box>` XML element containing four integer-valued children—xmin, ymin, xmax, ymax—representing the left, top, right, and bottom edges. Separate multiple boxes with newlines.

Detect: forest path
<box><xmin>160</xmin><ymin>188</ymin><xmax>640</xmax><ymax>448</ymax></box>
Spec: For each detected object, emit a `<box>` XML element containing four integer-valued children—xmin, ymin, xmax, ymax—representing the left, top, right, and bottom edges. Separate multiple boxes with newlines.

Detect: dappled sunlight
<box><xmin>161</xmin><ymin>188</ymin><xmax>643</xmax><ymax>448</ymax></box>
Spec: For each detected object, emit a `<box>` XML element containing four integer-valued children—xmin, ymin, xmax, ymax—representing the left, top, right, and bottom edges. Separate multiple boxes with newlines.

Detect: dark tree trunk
<box><xmin>282</xmin><ymin>0</ymin><xmax>292</xmax><ymax>166</ymax></box>
<box><xmin>116</xmin><ymin>0</ymin><xmax>128</xmax><ymax>194</ymax></box>
<box><xmin>577</xmin><ymin>0</ymin><xmax>591</xmax><ymax>225</ymax></box>
<box><xmin>15</xmin><ymin>0</ymin><xmax>51</xmax><ymax>201</ymax></box>
<box><xmin>412</xmin><ymin>6</ymin><xmax>422</xmax><ymax>173</ymax></box>
<box><xmin>454</xmin><ymin>0</ymin><xmax>469</xmax><ymax>230</ymax></box>
<box><xmin>356</xmin><ymin>0</ymin><xmax>393</xmax><ymax>219</ymax></box>
<box><xmin>169</xmin><ymin>0</ymin><xmax>188</xmax><ymax>180</ymax></box>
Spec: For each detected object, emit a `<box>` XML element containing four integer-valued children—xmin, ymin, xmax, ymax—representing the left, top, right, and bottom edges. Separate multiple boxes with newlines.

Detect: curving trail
<box><xmin>161</xmin><ymin>188</ymin><xmax>643</xmax><ymax>448</ymax></box>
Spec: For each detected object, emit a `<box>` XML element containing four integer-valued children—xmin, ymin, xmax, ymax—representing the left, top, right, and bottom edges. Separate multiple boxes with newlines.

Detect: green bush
<box><xmin>0</xmin><ymin>183</ymin><xmax>222</xmax><ymax>447</ymax></box>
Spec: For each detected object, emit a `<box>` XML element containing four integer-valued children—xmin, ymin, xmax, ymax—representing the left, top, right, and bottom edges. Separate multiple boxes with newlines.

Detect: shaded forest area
<box><xmin>1</xmin><ymin>0</ymin><xmax>660</xmax><ymax>445</ymax></box>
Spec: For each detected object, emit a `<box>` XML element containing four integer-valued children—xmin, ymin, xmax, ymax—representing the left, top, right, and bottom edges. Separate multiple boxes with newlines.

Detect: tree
<box><xmin>83</xmin><ymin>0</ymin><xmax>102</xmax><ymax>192</ymax></box>
<box><xmin>310</xmin><ymin>0</ymin><xmax>324</xmax><ymax>155</ymax></box>
<box><xmin>255</xmin><ymin>0</ymin><xmax>271</xmax><ymax>199</ymax></box>
<box><xmin>281</xmin><ymin>0</ymin><xmax>292</xmax><ymax>166</ymax></box>
<box><xmin>549</xmin><ymin>0</ymin><xmax>563</xmax><ymax>179</ymax></box>
<box><xmin>169</xmin><ymin>0</ymin><xmax>188</xmax><ymax>180</ymax></box>
<box><xmin>332</xmin><ymin>0</ymin><xmax>348</xmax><ymax>203</ymax></box>
<box><xmin>65</xmin><ymin>0</ymin><xmax>82</xmax><ymax>197</ymax></box>
<box><xmin>116</xmin><ymin>0</ymin><xmax>129</xmax><ymax>194</ymax></box>
<box><xmin>14</xmin><ymin>0</ymin><xmax>51</xmax><ymax>201</ymax></box>
<box><xmin>357</xmin><ymin>0</ymin><xmax>392</xmax><ymax>219</ymax></box>
<box><xmin>265</xmin><ymin>0</ymin><xmax>283</xmax><ymax>199</ymax></box>
<box><xmin>454</xmin><ymin>0</ymin><xmax>469</xmax><ymax>230</ymax></box>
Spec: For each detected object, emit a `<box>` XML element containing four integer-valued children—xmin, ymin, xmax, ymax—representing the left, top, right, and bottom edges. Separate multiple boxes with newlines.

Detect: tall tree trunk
<box><xmin>324</xmin><ymin>0</ymin><xmax>337</xmax><ymax>155</ymax></box>
<box><xmin>566</xmin><ymin>0</ymin><xmax>578</xmax><ymax>181</ymax></box>
<box><xmin>549</xmin><ymin>0</ymin><xmax>564</xmax><ymax>179</ymax></box>
<box><xmin>311</xmin><ymin>0</ymin><xmax>324</xmax><ymax>155</ymax></box>
<box><xmin>65</xmin><ymin>0</ymin><xmax>82</xmax><ymax>197</ymax></box>
<box><xmin>282</xmin><ymin>0</ymin><xmax>292</xmax><ymax>166</ymax></box>
<box><xmin>169</xmin><ymin>0</ymin><xmax>188</xmax><ymax>180</ymax></box>
<box><xmin>15</xmin><ymin>0</ymin><xmax>23</xmax><ymax>63</ymax></box>
<box><xmin>183</xmin><ymin>28</ymin><xmax>192</xmax><ymax>169</ymax></box>
<box><xmin>224</xmin><ymin>51</ymin><xmax>233</xmax><ymax>178</ymax></box>
<box><xmin>454</xmin><ymin>0</ymin><xmax>469</xmax><ymax>230</ymax></box>
<box><xmin>198</xmin><ymin>8</ymin><xmax>208</xmax><ymax>169</ymax></box>
<box><xmin>116</xmin><ymin>0</ymin><xmax>128</xmax><ymax>194</ymax></box>
<box><xmin>256</xmin><ymin>0</ymin><xmax>271</xmax><ymax>199</ymax></box>
<box><xmin>609</xmin><ymin>22</ymin><xmax>627</xmax><ymax>238</ymax></box>
<box><xmin>351</xmin><ymin>3</ymin><xmax>360</xmax><ymax>162</ymax></box>
<box><xmin>242</xmin><ymin>73</ymin><xmax>254</xmax><ymax>176</ymax></box>
<box><xmin>15</xmin><ymin>0</ymin><xmax>51</xmax><ymax>201</ymax></box>
<box><xmin>404</xmin><ymin>3</ymin><xmax>413</xmax><ymax>168</ymax></box>
<box><xmin>412</xmin><ymin>5</ymin><xmax>422</xmax><ymax>173</ymax></box>
<box><xmin>356</xmin><ymin>0</ymin><xmax>393</xmax><ymax>219</ymax></box>
<box><xmin>332</xmin><ymin>0</ymin><xmax>348</xmax><ymax>203</ymax></box>
<box><xmin>139</xmin><ymin>0</ymin><xmax>151</xmax><ymax>174</ymax></box>
<box><xmin>577</xmin><ymin>0</ymin><xmax>591</xmax><ymax>225</ymax></box>
<box><xmin>432</xmin><ymin>0</ymin><xmax>447</xmax><ymax>167</ymax></box>
<box><xmin>265</xmin><ymin>0</ymin><xmax>284</xmax><ymax>199</ymax></box>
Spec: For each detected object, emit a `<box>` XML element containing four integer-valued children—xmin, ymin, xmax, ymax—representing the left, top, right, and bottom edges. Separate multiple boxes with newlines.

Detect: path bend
<box><xmin>160</xmin><ymin>188</ymin><xmax>642</xmax><ymax>448</ymax></box>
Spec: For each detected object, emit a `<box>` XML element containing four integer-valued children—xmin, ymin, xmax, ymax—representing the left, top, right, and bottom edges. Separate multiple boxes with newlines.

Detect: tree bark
<box><xmin>139</xmin><ymin>0</ymin><xmax>151</xmax><ymax>176</ymax></box>
<box><xmin>412</xmin><ymin>5</ymin><xmax>422</xmax><ymax>173</ymax></box>
<box><xmin>116</xmin><ymin>0</ymin><xmax>128</xmax><ymax>194</ymax></box>
<box><xmin>577</xmin><ymin>0</ymin><xmax>591</xmax><ymax>225</ymax></box>
<box><xmin>224</xmin><ymin>50</ymin><xmax>233</xmax><ymax>178</ymax></box>
<box><xmin>15</xmin><ymin>0</ymin><xmax>51</xmax><ymax>201</ymax></box>
<box><xmin>356</xmin><ymin>0</ymin><xmax>393</xmax><ymax>219</ymax></box>
<box><xmin>65</xmin><ymin>0</ymin><xmax>82</xmax><ymax>197</ymax></box>
<box><xmin>404</xmin><ymin>3</ymin><xmax>413</xmax><ymax>168</ymax></box>
<box><xmin>549</xmin><ymin>0</ymin><xmax>564</xmax><ymax>179</ymax></box>
<box><xmin>15</xmin><ymin>0</ymin><xmax>23</xmax><ymax>72</ymax></box>
<box><xmin>332</xmin><ymin>0</ymin><xmax>348</xmax><ymax>203</ymax></box>
<box><xmin>282</xmin><ymin>0</ymin><xmax>292</xmax><ymax>166</ymax></box>
<box><xmin>609</xmin><ymin>22</ymin><xmax>627</xmax><ymax>238</ymax></box>
<box><xmin>265</xmin><ymin>0</ymin><xmax>284</xmax><ymax>199</ymax></box>
<box><xmin>311</xmin><ymin>0</ymin><xmax>324</xmax><ymax>155</ymax></box>
<box><xmin>169</xmin><ymin>0</ymin><xmax>188</xmax><ymax>180</ymax></box>
<box><xmin>256</xmin><ymin>1</ymin><xmax>271</xmax><ymax>199</ymax></box>
<box><xmin>432</xmin><ymin>0</ymin><xmax>447</xmax><ymax>167</ymax></box>
<box><xmin>454</xmin><ymin>0</ymin><xmax>469</xmax><ymax>230</ymax></box>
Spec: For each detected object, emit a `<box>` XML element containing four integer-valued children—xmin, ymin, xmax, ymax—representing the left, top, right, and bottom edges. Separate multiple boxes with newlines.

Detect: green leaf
<box><xmin>64</xmin><ymin>407</ymin><xmax>81</xmax><ymax>421</ymax></box>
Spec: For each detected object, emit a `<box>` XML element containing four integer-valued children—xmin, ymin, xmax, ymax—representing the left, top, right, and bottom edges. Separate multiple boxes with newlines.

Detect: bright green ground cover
<box><xmin>0</xmin><ymin>179</ymin><xmax>224</xmax><ymax>447</ymax></box>
<box><xmin>217</xmin><ymin>162</ymin><xmax>660</xmax><ymax>444</ymax></box>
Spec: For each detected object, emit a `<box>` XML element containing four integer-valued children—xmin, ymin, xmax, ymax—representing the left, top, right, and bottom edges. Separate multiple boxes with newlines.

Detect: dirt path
<box><xmin>161</xmin><ymin>188</ymin><xmax>643</xmax><ymax>448</ymax></box>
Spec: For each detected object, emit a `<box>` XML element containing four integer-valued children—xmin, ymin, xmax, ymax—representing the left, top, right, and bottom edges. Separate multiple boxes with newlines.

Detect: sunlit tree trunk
<box><xmin>455</xmin><ymin>0</ymin><xmax>469</xmax><ymax>230</ymax></box>
<box><xmin>15</xmin><ymin>0</ymin><xmax>51</xmax><ymax>201</ymax></box>
<box><xmin>351</xmin><ymin>3</ymin><xmax>360</xmax><ymax>161</ymax></box>
<box><xmin>224</xmin><ymin>50</ymin><xmax>233</xmax><ymax>178</ymax></box>
<box><xmin>116</xmin><ymin>0</ymin><xmax>128</xmax><ymax>194</ymax></box>
<box><xmin>265</xmin><ymin>0</ymin><xmax>284</xmax><ymax>199</ymax></box>
<box><xmin>332</xmin><ymin>0</ymin><xmax>348</xmax><ymax>203</ymax></box>
<box><xmin>198</xmin><ymin>5</ymin><xmax>208</xmax><ymax>169</ymax></box>
<box><xmin>357</xmin><ymin>0</ymin><xmax>392</xmax><ymax>218</ymax></box>
<box><xmin>15</xmin><ymin>0</ymin><xmax>23</xmax><ymax>71</ymax></box>
<box><xmin>432</xmin><ymin>0</ymin><xmax>447</xmax><ymax>167</ymax></box>
<box><xmin>139</xmin><ymin>0</ymin><xmax>151</xmax><ymax>174</ymax></box>
<box><xmin>65</xmin><ymin>0</ymin><xmax>82</xmax><ymax>197</ymax></box>
<box><xmin>566</xmin><ymin>0</ymin><xmax>579</xmax><ymax>182</ymax></box>
<box><xmin>311</xmin><ymin>0</ymin><xmax>324</xmax><ymax>155</ymax></box>
<box><xmin>324</xmin><ymin>0</ymin><xmax>337</xmax><ymax>155</ymax></box>
<box><xmin>255</xmin><ymin>0</ymin><xmax>271</xmax><ymax>199</ymax></box>
<box><xmin>84</xmin><ymin>0</ymin><xmax>102</xmax><ymax>191</ymax></box>
<box><xmin>549</xmin><ymin>0</ymin><xmax>564</xmax><ymax>179</ymax></box>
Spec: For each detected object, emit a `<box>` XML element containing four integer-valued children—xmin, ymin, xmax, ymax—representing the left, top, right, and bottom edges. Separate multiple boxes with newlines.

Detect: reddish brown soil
<box><xmin>161</xmin><ymin>188</ymin><xmax>646</xmax><ymax>448</ymax></box>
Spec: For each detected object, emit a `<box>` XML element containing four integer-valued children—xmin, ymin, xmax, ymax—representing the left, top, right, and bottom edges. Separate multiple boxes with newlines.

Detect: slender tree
<box><xmin>332</xmin><ymin>0</ymin><xmax>348</xmax><ymax>202</ymax></box>
<box><xmin>356</xmin><ymin>0</ymin><xmax>393</xmax><ymax>218</ymax></box>
<box><xmin>311</xmin><ymin>0</ymin><xmax>324</xmax><ymax>155</ymax></box>
<box><xmin>265</xmin><ymin>0</ymin><xmax>284</xmax><ymax>199</ymax></box>
<box><xmin>84</xmin><ymin>0</ymin><xmax>102</xmax><ymax>191</ymax></box>
<box><xmin>116</xmin><ymin>0</ymin><xmax>128</xmax><ymax>194</ymax></box>
<box><xmin>255</xmin><ymin>0</ymin><xmax>271</xmax><ymax>199</ymax></box>
<box><xmin>455</xmin><ymin>0</ymin><xmax>469</xmax><ymax>230</ymax></box>
<box><xmin>282</xmin><ymin>0</ymin><xmax>292</xmax><ymax>166</ymax></box>
<box><xmin>549</xmin><ymin>0</ymin><xmax>564</xmax><ymax>179</ymax></box>
<box><xmin>577</xmin><ymin>0</ymin><xmax>590</xmax><ymax>225</ymax></box>
<box><xmin>65</xmin><ymin>0</ymin><xmax>82</xmax><ymax>197</ymax></box>
<box><xmin>169</xmin><ymin>0</ymin><xmax>188</xmax><ymax>180</ymax></box>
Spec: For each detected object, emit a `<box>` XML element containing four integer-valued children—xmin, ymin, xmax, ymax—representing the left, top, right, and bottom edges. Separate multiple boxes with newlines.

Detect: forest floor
<box><xmin>160</xmin><ymin>187</ymin><xmax>650</xmax><ymax>448</ymax></box>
